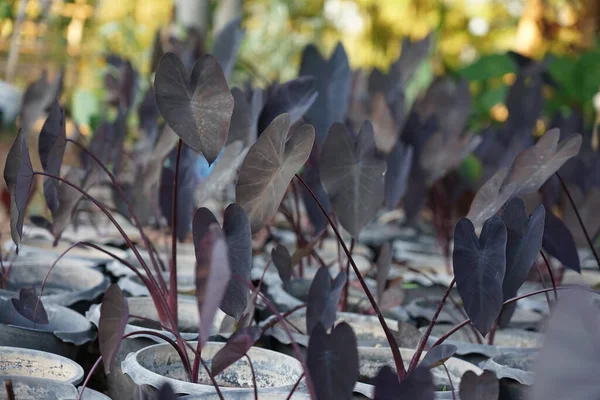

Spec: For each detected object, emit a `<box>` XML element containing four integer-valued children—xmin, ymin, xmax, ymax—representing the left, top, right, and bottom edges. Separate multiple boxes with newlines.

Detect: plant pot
<box><xmin>0</xmin><ymin>260</ymin><xmax>109</xmax><ymax>313</ymax></box>
<box><xmin>87</xmin><ymin>297</ymin><xmax>225</xmax><ymax>400</ymax></box>
<box><xmin>106</xmin><ymin>248</ymin><xmax>196</xmax><ymax>278</ymax></box>
<box><xmin>420</xmin><ymin>324</ymin><xmax>543</xmax><ymax>360</ymax></box>
<box><xmin>263</xmin><ymin>309</ymin><xmax>400</xmax><ymax>348</ymax></box>
<box><xmin>118</xmin><ymin>271</ymin><xmax>195</xmax><ymax>297</ymax></box>
<box><xmin>3</xmin><ymin>237</ymin><xmax>126</xmax><ymax>265</ymax></box>
<box><xmin>0</xmin><ymin>346</ymin><xmax>84</xmax><ymax>384</ymax></box>
<box><xmin>180</xmin><ymin>392</ymin><xmax>310</xmax><ymax>399</ymax></box>
<box><xmin>480</xmin><ymin>349</ymin><xmax>537</xmax><ymax>400</ymax></box>
<box><xmin>406</xmin><ymin>297</ymin><xmax>543</xmax><ymax>330</ymax></box>
<box><xmin>0</xmin><ymin>376</ymin><xmax>79</xmax><ymax>399</ymax></box>
<box><xmin>78</xmin><ymin>387</ymin><xmax>112</xmax><ymax>400</ymax></box>
<box><xmin>121</xmin><ymin>341</ymin><xmax>303</xmax><ymax>396</ymax></box>
<box><xmin>0</xmin><ymin>297</ymin><xmax>96</xmax><ymax>359</ymax></box>
<box><xmin>354</xmin><ymin>347</ymin><xmax>482</xmax><ymax>398</ymax></box>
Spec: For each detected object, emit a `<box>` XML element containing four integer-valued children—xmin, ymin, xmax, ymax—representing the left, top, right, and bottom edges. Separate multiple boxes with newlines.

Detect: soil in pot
<box><xmin>0</xmin><ymin>297</ymin><xmax>96</xmax><ymax>359</ymax></box>
<box><xmin>0</xmin><ymin>260</ymin><xmax>109</xmax><ymax>313</ymax></box>
<box><xmin>122</xmin><ymin>341</ymin><xmax>303</xmax><ymax>396</ymax></box>
<box><xmin>0</xmin><ymin>346</ymin><xmax>84</xmax><ymax>384</ymax></box>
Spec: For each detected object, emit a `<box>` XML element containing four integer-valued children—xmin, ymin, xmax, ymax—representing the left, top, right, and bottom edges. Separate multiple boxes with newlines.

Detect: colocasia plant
<box><xmin>5</xmin><ymin>30</ymin><xmax>600</xmax><ymax>400</ymax></box>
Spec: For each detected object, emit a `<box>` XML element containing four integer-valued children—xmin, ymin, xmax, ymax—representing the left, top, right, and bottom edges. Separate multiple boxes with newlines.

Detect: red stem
<box><xmin>540</xmin><ymin>250</ymin><xmax>558</xmax><ymax>300</ymax></box>
<box><xmin>294</xmin><ymin>173</ymin><xmax>406</xmax><ymax>379</ymax></box>
<box><xmin>286</xmin><ymin>372</ymin><xmax>305</xmax><ymax>400</ymax></box>
<box><xmin>534</xmin><ymin>260</ymin><xmax>551</xmax><ymax>307</ymax></box>
<box><xmin>341</xmin><ymin>238</ymin><xmax>355</xmax><ymax>312</ymax></box>
<box><xmin>245</xmin><ymin>354</ymin><xmax>258</xmax><ymax>400</ymax></box>
<box><xmin>170</xmin><ymin>139</ymin><xmax>183</xmax><ymax>320</ymax></box>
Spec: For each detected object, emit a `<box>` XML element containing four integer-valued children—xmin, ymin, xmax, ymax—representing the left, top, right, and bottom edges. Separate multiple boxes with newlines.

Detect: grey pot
<box><xmin>3</xmin><ymin>238</ymin><xmax>125</xmax><ymax>265</ymax></box>
<box><xmin>86</xmin><ymin>297</ymin><xmax>225</xmax><ymax>400</ymax></box>
<box><xmin>0</xmin><ymin>297</ymin><xmax>96</xmax><ymax>359</ymax></box>
<box><xmin>480</xmin><ymin>350</ymin><xmax>537</xmax><ymax>400</ymax></box>
<box><xmin>118</xmin><ymin>271</ymin><xmax>195</xmax><ymax>297</ymax></box>
<box><xmin>0</xmin><ymin>260</ymin><xmax>109</xmax><ymax>313</ymax></box>
<box><xmin>421</xmin><ymin>324</ymin><xmax>544</xmax><ymax>358</ymax></box>
<box><xmin>122</xmin><ymin>341</ymin><xmax>303</xmax><ymax>396</ymax></box>
<box><xmin>78</xmin><ymin>387</ymin><xmax>112</xmax><ymax>400</ymax></box>
<box><xmin>0</xmin><ymin>346</ymin><xmax>84</xmax><ymax>384</ymax></box>
<box><xmin>0</xmin><ymin>376</ymin><xmax>79</xmax><ymax>400</ymax></box>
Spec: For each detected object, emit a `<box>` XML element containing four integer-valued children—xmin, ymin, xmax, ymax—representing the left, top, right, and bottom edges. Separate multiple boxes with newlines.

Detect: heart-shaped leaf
<box><xmin>20</xmin><ymin>69</ymin><xmax>63</xmax><ymax>135</ymax></box>
<box><xmin>193</xmin><ymin>204</ymin><xmax>252</xmax><ymax>319</ymax></box>
<box><xmin>4</xmin><ymin>128</ymin><xmax>34</xmax><ymax>251</ymax></box>
<box><xmin>307</xmin><ymin>268</ymin><xmax>346</xmax><ymax>334</ymax></box>
<box><xmin>453</xmin><ymin>216</ymin><xmax>507</xmax><ymax>336</ymax></box>
<box><xmin>501</xmin><ymin>198</ymin><xmax>545</xmax><ymax>299</ymax></box>
<box><xmin>320</xmin><ymin>121</ymin><xmax>386</xmax><ymax>238</ymax></box>
<box><xmin>531</xmin><ymin>289</ymin><xmax>600</xmax><ymax>400</ymax></box>
<box><xmin>376</xmin><ymin>242</ymin><xmax>392</xmax><ymax>304</ymax></box>
<box><xmin>11</xmin><ymin>288</ymin><xmax>48</xmax><ymax>324</ymax></box>
<box><xmin>420</xmin><ymin>132</ymin><xmax>482</xmax><ymax>182</ymax></box>
<box><xmin>507</xmin><ymin>129</ymin><xmax>582</xmax><ymax>196</ymax></box>
<box><xmin>211</xmin><ymin>326</ymin><xmax>261</xmax><ymax>376</ymax></box>
<box><xmin>227</xmin><ymin>88</ymin><xmax>263</xmax><ymax>147</ymax></box>
<box><xmin>307</xmin><ymin>322</ymin><xmax>358</xmax><ymax>400</ymax></box>
<box><xmin>38</xmin><ymin>99</ymin><xmax>66</xmax><ymax>213</ymax></box>
<box><xmin>384</xmin><ymin>141</ymin><xmax>413</xmax><ymax>210</ymax></box>
<box><xmin>271</xmin><ymin>244</ymin><xmax>292</xmax><ymax>283</ymax></box>
<box><xmin>371</xmin><ymin>93</ymin><xmax>399</xmax><ymax>153</ymax></box>
<box><xmin>300</xmin><ymin>43</ymin><xmax>352</xmax><ymax>145</ymax></box>
<box><xmin>373</xmin><ymin>365</ymin><xmax>434</xmax><ymax>400</ymax></box>
<box><xmin>419</xmin><ymin>344</ymin><xmax>457</xmax><ymax>369</ymax></box>
<box><xmin>193</xmin><ymin>215</ymin><xmax>231</xmax><ymax>346</ymax></box>
<box><xmin>236</xmin><ymin>113</ymin><xmax>315</xmax><ymax>233</ymax></box>
<box><xmin>459</xmin><ymin>370</ymin><xmax>499</xmax><ymax>400</ymax></box>
<box><xmin>467</xmin><ymin>168</ymin><xmax>517</xmax><ymax>228</ymax></box>
<box><xmin>542</xmin><ymin>209</ymin><xmax>580</xmax><ymax>272</ymax></box>
<box><xmin>211</xmin><ymin>16</ymin><xmax>245</xmax><ymax>80</ymax></box>
<box><xmin>154</xmin><ymin>53</ymin><xmax>234</xmax><ymax>163</ymax></box>
<box><xmin>99</xmin><ymin>284</ymin><xmax>129</xmax><ymax>374</ymax></box>
<box><xmin>258</xmin><ymin>76</ymin><xmax>318</xmax><ymax>133</ymax></box>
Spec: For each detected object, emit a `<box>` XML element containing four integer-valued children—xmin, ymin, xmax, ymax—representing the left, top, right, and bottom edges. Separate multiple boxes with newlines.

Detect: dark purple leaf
<box><xmin>236</xmin><ymin>114</ymin><xmax>315</xmax><ymax>233</ymax></box>
<box><xmin>157</xmin><ymin>382</ymin><xmax>176</xmax><ymax>400</ymax></box>
<box><xmin>501</xmin><ymin>198</ymin><xmax>545</xmax><ymax>299</ymax></box>
<box><xmin>307</xmin><ymin>322</ymin><xmax>358</xmax><ymax>400</ymax></box>
<box><xmin>306</xmin><ymin>268</ymin><xmax>346</xmax><ymax>334</ymax></box>
<box><xmin>320</xmin><ymin>121</ymin><xmax>386</xmax><ymax>238</ymax></box>
<box><xmin>300</xmin><ymin>42</ymin><xmax>352</xmax><ymax>146</ymax></box>
<box><xmin>531</xmin><ymin>289</ymin><xmax>600</xmax><ymax>400</ymax></box>
<box><xmin>227</xmin><ymin>88</ymin><xmax>262</xmax><ymax>147</ymax></box>
<box><xmin>99</xmin><ymin>284</ymin><xmax>129</xmax><ymax>374</ymax></box>
<box><xmin>300</xmin><ymin>141</ymin><xmax>331</xmax><ymax>234</ymax></box>
<box><xmin>271</xmin><ymin>244</ymin><xmax>292</xmax><ymax>283</ymax></box>
<box><xmin>453</xmin><ymin>216</ymin><xmax>507</xmax><ymax>336</ymax></box>
<box><xmin>458</xmin><ymin>370</ymin><xmax>499</xmax><ymax>400</ymax></box>
<box><xmin>38</xmin><ymin>98</ymin><xmax>66</xmax><ymax>213</ymax></box>
<box><xmin>11</xmin><ymin>288</ymin><xmax>48</xmax><ymax>324</ymax></box>
<box><xmin>376</xmin><ymin>242</ymin><xmax>392</xmax><ymax>304</ymax></box>
<box><xmin>419</xmin><ymin>344</ymin><xmax>457</xmax><ymax>369</ymax></box>
<box><xmin>159</xmin><ymin>144</ymin><xmax>198</xmax><ymax>241</ymax></box>
<box><xmin>542</xmin><ymin>208</ymin><xmax>580</xmax><ymax>273</ymax></box>
<box><xmin>373</xmin><ymin>365</ymin><xmax>434</xmax><ymax>400</ymax></box>
<box><xmin>154</xmin><ymin>53</ymin><xmax>234</xmax><ymax>163</ymax></box>
<box><xmin>193</xmin><ymin>215</ymin><xmax>231</xmax><ymax>346</ymax></box>
<box><xmin>19</xmin><ymin>69</ymin><xmax>63</xmax><ymax>135</ymax></box>
<box><xmin>212</xmin><ymin>16</ymin><xmax>245</xmax><ymax>80</ymax></box>
<box><xmin>211</xmin><ymin>326</ymin><xmax>261</xmax><ymax>376</ymax></box>
<box><xmin>384</xmin><ymin>141</ymin><xmax>413</xmax><ymax>210</ymax></box>
<box><xmin>467</xmin><ymin>167</ymin><xmax>517</xmax><ymax>228</ymax></box>
<box><xmin>258</xmin><ymin>76</ymin><xmax>318</xmax><ymax>133</ymax></box>
<box><xmin>3</xmin><ymin>128</ymin><xmax>34</xmax><ymax>251</ymax></box>
<box><xmin>221</xmin><ymin>204</ymin><xmax>253</xmax><ymax>319</ymax></box>
<box><xmin>137</xmin><ymin>86</ymin><xmax>160</xmax><ymax>149</ymax></box>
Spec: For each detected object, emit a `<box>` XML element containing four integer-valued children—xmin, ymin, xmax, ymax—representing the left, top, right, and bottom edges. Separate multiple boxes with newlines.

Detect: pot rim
<box><xmin>122</xmin><ymin>341</ymin><xmax>304</xmax><ymax>395</ymax></box>
<box><xmin>0</xmin><ymin>346</ymin><xmax>84</xmax><ymax>385</ymax></box>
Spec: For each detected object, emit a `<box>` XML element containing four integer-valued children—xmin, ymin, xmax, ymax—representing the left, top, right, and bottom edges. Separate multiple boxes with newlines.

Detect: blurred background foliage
<box><xmin>0</xmin><ymin>0</ymin><xmax>599</xmax><ymax>138</ymax></box>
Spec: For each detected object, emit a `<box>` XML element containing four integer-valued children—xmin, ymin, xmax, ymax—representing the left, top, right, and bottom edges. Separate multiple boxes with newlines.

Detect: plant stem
<box><xmin>294</xmin><ymin>174</ymin><xmax>406</xmax><ymax>379</ymax></box>
<box><xmin>67</xmin><ymin>139</ymin><xmax>167</xmax><ymax>292</ymax></box>
<box><xmin>431</xmin><ymin>286</ymin><xmax>574</xmax><ymax>348</ymax></box>
<box><xmin>540</xmin><ymin>250</ymin><xmax>558</xmax><ymax>300</ymax></box>
<box><xmin>408</xmin><ymin>278</ymin><xmax>456</xmax><ymax>373</ymax></box>
<box><xmin>170</xmin><ymin>139</ymin><xmax>183</xmax><ymax>318</ymax></box>
<box><xmin>534</xmin><ymin>260</ymin><xmax>551</xmax><ymax>307</ymax></box>
<box><xmin>442</xmin><ymin>363</ymin><xmax>456</xmax><ymax>400</ymax></box>
<box><xmin>487</xmin><ymin>319</ymin><xmax>498</xmax><ymax>345</ymax></box>
<box><xmin>245</xmin><ymin>354</ymin><xmax>258</xmax><ymax>400</ymax></box>
<box><xmin>4</xmin><ymin>380</ymin><xmax>14</xmax><ymax>400</ymax></box>
<box><xmin>76</xmin><ymin>356</ymin><xmax>102</xmax><ymax>400</ymax></box>
<box><xmin>286</xmin><ymin>373</ymin><xmax>305</xmax><ymax>400</ymax></box>
<box><xmin>341</xmin><ymin>238</ymin><xmax>355</xmax><ymax>312</ymax></box>
<box><xmin>556</xmin><ymin>172</ymin><xmax>600</xmax><ymax>269</ymax></box>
